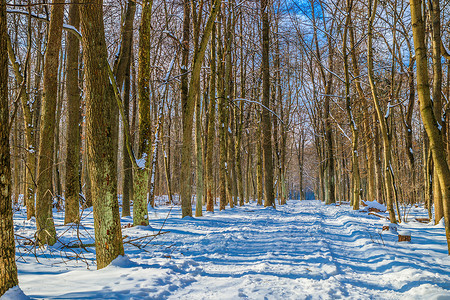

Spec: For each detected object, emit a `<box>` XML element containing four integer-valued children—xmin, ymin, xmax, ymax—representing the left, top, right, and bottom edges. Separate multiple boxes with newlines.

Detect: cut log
<box><xmin>398</xmin><ymin>230</ymin><xmax>411</xmax><ymax>242</ymax></box>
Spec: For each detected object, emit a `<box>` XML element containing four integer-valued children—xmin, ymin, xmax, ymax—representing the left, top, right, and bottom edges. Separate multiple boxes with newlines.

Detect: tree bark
<box><xmin>218</xmin><ymin>17</ymin><xmax>228</xmax><ymax>211</ymax></box>
<box><xmin>430</xmin><ymin>0</ymin><xmax>444</xmax><ymax>223</ymax></box>
<box><xmin>205</xmin><ymin>21</ymin><xmax>216</xmax><ymax>212</ymax></box>
<box><xmin>0</xmin><ymin>0</ymin><xmax>19</xmax><ymax>293</ymax></box>
<box><xmin>6</xmin><ymin>34</ymin><xmax>36</xmax><ymax>219</ymax></box>
<box><xmin>256</xmin><ymin>120</ymin><xmax>263</xmax><ymax>205</ymax></box>
<box><xmin>134</xmin><ymin>0</ymin><xmax>152</xmax><ymax>226</ymax></box>
<box><xmin>115</xmin><ymin>0</ymin><xmax>136</xmax><ymax>218</ymax></box>
<box><xmin>80</xmin><ymin>0</ymin><xmax>125</xmax><ymax>268</ymax></box>
<box><xmin>180</xmin><ymin>0</ymin><xmax>221</xmax><ymax>217</ymax></box>
<box><xmin>64</xmin><ymin>1</ymin><xmax>81</xmax><ymax>224</ymax></box>
<box><xmin>410</xmin><ymin>0</ymin><xmax>450</xmax><ymax>253</ymax></box>
<box><xmin>368</xmin><ymin>0</ymin><xmax>397</xmax><ymax>223</ymax></box>
<box><xmin>261</xmin><ymin>0</ymin><xmax>275</xmax><ymax>208</ymax></box>
<box><xmin>138</xmin><ymin>0</ymin><xmax>153</xmax><ymax>158</ymax></box>
<box><xmin>36</xmin><ymin>0</ymin><xmax>65</xmax><ymax>245</ymax></box>
<box><xmin>349</xmin><ymin>22</ymin><xmax>375</xmax><ymax>203</ymax></box>
<box><xmin>343</xmin><ymin>0</ymin><xmax>360</xmax><ymax>210</ymax></box>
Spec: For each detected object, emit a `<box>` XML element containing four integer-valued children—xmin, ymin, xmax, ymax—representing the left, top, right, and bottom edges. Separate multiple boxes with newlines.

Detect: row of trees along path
<box><xmin>2</xmin><ymin>0</ymin><xmax>450</xmax><ymax>295</ymax></box>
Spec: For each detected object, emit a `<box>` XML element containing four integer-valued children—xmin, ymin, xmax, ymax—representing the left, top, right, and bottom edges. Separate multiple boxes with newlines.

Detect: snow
<box><xmin>397</xmin><ymin>230</ymin><xmax>411</xmax><ymax>236</ymax></box>
<box><xmin>1</xmin><ymin>286</ymin><xmax>29</xmax><ymax>300</ymax></box>
<box><xmin>136</xmin><ymin>153</ymin><xmax>147</xmax><ymax>169</ymax></box>
<box><xmin>361</xmin><ymin>200</ymin><xmax>387</xmax><ymax>212</ymax></box>
<box><xmin>10</xmin><ymin>200</ymin><xmax>450</xmax><ymax>299</ymax></box>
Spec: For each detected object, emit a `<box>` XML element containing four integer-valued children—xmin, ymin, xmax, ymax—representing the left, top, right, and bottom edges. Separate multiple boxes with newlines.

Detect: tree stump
<box><xmin>398</xmin><ymin>231</ymin><xmax>411</xmax><ymax>242</ymax></box>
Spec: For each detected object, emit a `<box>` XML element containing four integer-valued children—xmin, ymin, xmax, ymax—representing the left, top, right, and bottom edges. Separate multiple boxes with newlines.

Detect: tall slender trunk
<box><xmin>205</xmin><ymin>21</ymin><xmax>216</xmax><ymax>212</ymax></box>
<box><xmin>0</xmin><ymin>0</ymin><xmax>19</xmax><ymax>292</ymax></box>
<box><xmin>256</xmin><ymin>120</ymin><xmax>263</xmax><ymax>205</ymax></box>
<box><xmin>162</xmin><ymin>113</ymin><xmax>173</xmax><ymax>204</ymax></box>
<box><xmin>224</xmin><ymin>8</ymin><xmax>235</xmax><ymax>208</ymax></box>
<box><xmin>80</xmin><ymin>0</ymin><xmax>125</xmax><ymax>268</ymax></box>
<box><xmin>261</xmin><ymin>0</ymin><xmax>275</xmax><ymax>208</ymax></box>
<box><xmin>181</xmin><ymin>0</ymin><xmax>221</xmax><ymax>217</ymax></box>
<box><xmin>180</xmin><ymin>0</ymin><xmax>192</xmax><ymax>217</ymax></box>
<box><xmin>36</xmin><ymin>0</ymin><xmax>65</xmax><ymax>245</ymax></box>
<box><xmin>134</xmin><ymin>0</ymin><xmax>152</xmax><ymax>226</ymax></box>
<box><xmin>374</xmin><ymin>114</ymin><xmax>384</xmax><ymax>203</ymax></box>
<box><xmin>343</xmin><ymin>0</ymin><xmax>360</xmax><ymax>210</ymax></box>
<box><xmin>64</xmin><ymin>1</ymin><xmax>81</xmax><ymax>224</ymax></box>
<box><xmin>138</xmin><ymin>0</ymin><xmax>153</xmax><ymax>157</ymax></box>
<box><xmin>368</xmin><ymin>0</ymin><xmax>396</xmax><ymax>223</ymax></box>
<box><xmin>430</xmin><ymin>0</ymin><xmax>444</xmax><ymax>223</ymax></box>
<box><xmin>122</xmin><ymin>60</ymin><xmax>133</xmax><ymax>217</ymax></box>
<box><xmin>349</xmin><ymin>22</ymin><xmax>374</xmax><ymax>203</ymax></box>
<box><xmin>7</xmin><ymin>27</ymin><xmax>36</xmax><ymax>219</ymax></box>
<box><xmin>54</xmin><ymin>46</ymin><xmax>64</xmax><ymax>202</ymax></box>
<box><xmin>115</xmin><ymin>0</ymin><xmax>136</xmax><ymax>218</ymax></box>
<box><xmin>218</xmin><ymin>12</ymin><xmax>227</xmax><ymax>211</ymax></box>
<box><xmin>193</xmin><ymin>0</ymin><xmax>204</xmax><ymax>217</ymax></box>
<box><xmin>13</xmin><ymin>114</ymin><xmax>20</xmax><ymax>204</ymax></box>
<box><xmin>410</xmin><ymin>0</ymin><xmax>450</xmax><ymax>253</ymax></box>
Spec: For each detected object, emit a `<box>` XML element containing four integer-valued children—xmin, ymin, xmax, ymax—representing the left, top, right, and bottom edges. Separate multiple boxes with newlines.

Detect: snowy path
<box><xmin>13</xmin><ymin>200</ymin><xmax>450</xmax><ymax>299</ymax></box>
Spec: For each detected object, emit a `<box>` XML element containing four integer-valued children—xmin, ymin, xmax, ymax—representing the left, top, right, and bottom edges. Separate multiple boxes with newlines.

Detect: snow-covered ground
<box><xmin>6</xmin><ymin>200</ymin><xmax>450</xmax><ymax>299</ymax></box>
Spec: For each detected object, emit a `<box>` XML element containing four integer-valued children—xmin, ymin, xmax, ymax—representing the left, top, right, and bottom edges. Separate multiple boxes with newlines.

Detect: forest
<box><xmin>1</xmin><ymin>0</ymin><xmax>450</xmax><ymax>298</ymax></box>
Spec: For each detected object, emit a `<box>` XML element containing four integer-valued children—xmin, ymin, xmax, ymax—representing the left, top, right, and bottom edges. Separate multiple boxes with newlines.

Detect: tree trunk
<box><xmin>218</xmin><ymin>15</ymin><xmax>228</xmax><ymax>211</ymax></box>
<box><xmin>261</xmin><ymin>0</ymin><xmax>275</xmax><ymax>208</ymax></box>
<box><xmin>138</xmin><ymin>0</ymin><xmax>153</xmax><ymax>158</ymax></box>
<box><xmin>343</xmin><ymin>0</ymin><xmax>360</xmax><ymax>210</ymax></box>
<box><xmin>0</xmin><ymin>0</ymin><xmax>19</xmax><ymax>292</ymax></box>
<box><xmin>122</xmin><ymin>55</ymin><xmax>133</xmax><ymax>217</ymax></box>
<box><xmin>430</xmin><ymin>0</ymin><xmax>444</xmax><ymax>223</ymax></box>
<box><xmin>236</xmin><ymin>26</ymin><xmax>245</xmax><ymax>206</ymax></box>
<box><xmin>134</xmin><ymin>0</ymin><xmax>152</xmax><ymax>226</ymax></box>
<box><xmin>224</xmin><ymin>8</ymin><xmax>235</xmax><ymax>209</ymax></box>
<box><xmin>36</xmin><ymin>0</ymin><xmax>65</xmax><ymax>245</ymax></box>
<box><xmin>368</xmin><ymin>0</ymin><xmax>396</xmax><ymax>223</ymax></box>
<box><xmin>349</xmin><ymin>22</ymin><xmax>374</xmax><ymax>203</ymax></box>
<box><xmin>116</xmin><ymin>0</ymin><xmax>136</xmax><ymax>218</ymax></box>
<box><xmin>374</xmin><ymin>114</ymin><xmax>384</xmax><ymax>204</ymax></box>
<box><xmin>7</xmin><ymin>27</ymin><xmax>36</xmax><ymax>220</ymax></box>
<box><xmin>80</xmin><ymin>0</ymin><xmax>125</xmax><ymax>268</ymax></box>
<box><xmin>410</xmin><ymin>0</ymin><xmax>450</xmax><ymax>253</ymax></box>
<box><xmin>64</xmin><ymin>1</ymin><xmax>81</xmax><ymax>224</ymax></box>
<box><xmin>205</xmin><ymin>21</ymin><xmax>216</xmax><ymax>212</ymax></box>
<box><xmin>180</xmin><ymin>0</ymin><xmax>192</xmax><ymax>217</ymax></box>
<box><xmin>256</xmin><ymin>120</ymin><xmax>263</xmax><ymax>205</ymax></box>
<box><xmin>181</xmin><ymin>0</ymin><xmax>221</xmax><ymax>217</ymax></box>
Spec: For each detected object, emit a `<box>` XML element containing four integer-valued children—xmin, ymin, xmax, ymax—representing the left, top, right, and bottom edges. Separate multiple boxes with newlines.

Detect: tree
<box><xmin>261</xmin><ymin>0</ymin><xmax>275</xmax><ymax>208</ymax></box>
<box><xmin>80</xmin><ymin>0</ymin><xmax>124</xmax><ymax>269</ymax></box>
<box><xmin>410</xmin><ymin>0</ymin><xmax>450</xmax><ymax>254</ymax></box>
<box><xmin>6</xmin><ymin>23</ymin><xmax>36</xmax><ymax>220</ymax></box>
<box><xmin>367</xmin><ymin>0</ymin><xmax>397</xmax><ymax>223</ymax></box>
<box><xmin>342</xmin><ymin>0</ymin><xmax>360</xmax><ymax>210</ymax></box>
<box><xmin>180</xmin><ymin>0</ymin><xmax>222</xmax><ymax>217</ymax></box>
<box><xmin>0</xmin><ymin>0</ymin><xmax>19</xmax><ymax>294</ymax></box>
<box><xmin>134</xmin><ymin>0</ymin><xmax>152</xmax><ymax>226</ymax></box>
<box><xmin>64</xmin><ymin>1</ymin><xmax>81</xmax><ymax>224</ymax></box>
<box><xmin>35</xmin><ymin>0</ymin><xmax>65</xmax><ymax>245</ymax></box>
<box><xmin>114</xmin><ymin>0</ymin><xmax>136</xmax><ymax>218</ymax></box>
<box><xmin>205</xmin><ymin>18</ymin><xmax>217</xmax><ymax>212</ymax></box>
